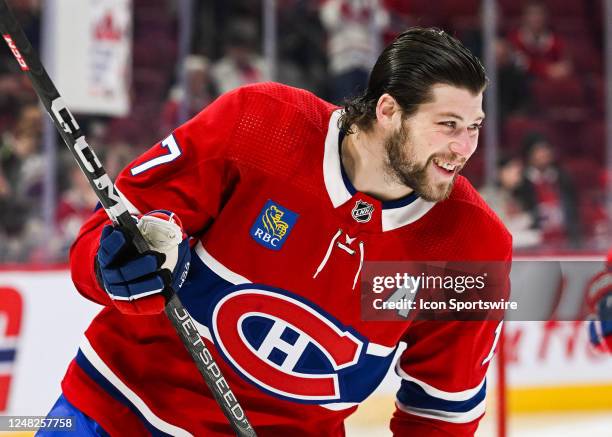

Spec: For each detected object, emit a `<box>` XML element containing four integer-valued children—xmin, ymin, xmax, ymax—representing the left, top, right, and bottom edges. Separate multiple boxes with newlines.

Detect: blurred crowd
<box><xmin>0</xmin><ymin>0</ymin><xmax>608</xmax><ymax>263</ymax></box>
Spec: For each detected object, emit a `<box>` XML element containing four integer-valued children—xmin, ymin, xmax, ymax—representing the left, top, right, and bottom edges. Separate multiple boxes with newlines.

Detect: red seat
<box><xmin>462</xmin><ymin>153</ymin><xmax>484</xmax><ymax>188</ymax></box>
<box><xmin>541</xmin><ymin>0</ymin><xmax>587</xmax><ymax>18</ymax></box>
<box><xmin>563</xmin><ymin>158</ymin><xmax>603</xmax><ymax>192</ymax></box>
<box><xmin>501</xmin><ymin>115</ymin><xmax>558</xmax><ymax>153</ymax></box>
<box><xmin>383</xmin><ymin>0</ymin><xmax>442</xmax><ymax>29</ymax></box>
<box><xmin>497</xmin><ymin>0</ymin><xmax>523</xmax><ymax>18</ymax></box>
<box><xmin>531</xmin><ymin>77</ymin><xmax>587</xmax><ymax>119</ymax></box>
<box><xmin>436</xmin><ymin>0</ymin><xmax>481</xmax><ymax>19</ymax></box>
<box><xmin>106</xmin><ymin>117</ymin><xmax>143</xmax><ymax>144</ymax></box>
<box><xmin>564</xmin><ymin>37</ymin><xmax>602</xmax><ymax>75</ymax></box>
<box><xmin>384</xmin><ymin>0</ymin><xmax>433</xmax><ymax>17</ymax></box>
<box><xmin>132</xmin><ymin>68</ymin><xmax>167</xmax><ymax>99</ymax></box>
<box><xmin>560</xmin><ymin>157</ymin><xmax>605</xmax><ymax>239</ymax></box>
<box><xmin>579</xmin><ymin>120</ymin><xmax>606</xmax><ymax>162</ymax></box>
<box><xmin>587</xmin><ymin>76</ymin><xmax>606</xmax><ymax>116</ymax></box>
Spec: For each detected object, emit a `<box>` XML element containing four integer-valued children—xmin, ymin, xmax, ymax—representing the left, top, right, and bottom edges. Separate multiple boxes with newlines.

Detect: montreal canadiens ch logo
<box><xmin>211</xmin><ymin>289</ymin><xmax>364</xmax><ymax>402</ymax></box>
<box><xmin>351</xmin><ymin>200</ymin><xmax>374</xmax><ymax>223</ymax></box>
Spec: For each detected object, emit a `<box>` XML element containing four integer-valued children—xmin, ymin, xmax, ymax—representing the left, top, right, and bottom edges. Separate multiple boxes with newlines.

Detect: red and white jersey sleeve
<box><xmin>114</xmin><ymin>86</ymin><xmax>245</xmax><ymax>232</ymax></box>
<box><xmin>69</xmin><ymin>88</ymin><xmax>245</xmax><ymax>305</ymax></box>
<box><xmin>390</xmin><ymin>320</ymin><xmax>503</xmax><ymax>436</ymax></box>
<box><xmin>389</xmin><ymin>203</ymin><xmax>511</xmax><ymax>436</ymax></box>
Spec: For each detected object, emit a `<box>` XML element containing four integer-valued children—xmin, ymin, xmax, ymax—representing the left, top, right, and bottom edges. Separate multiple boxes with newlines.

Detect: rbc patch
<box><xmin>250</xmin><ymin>200</ymin><xmax>298</xmax><ymax>251</ymax></box>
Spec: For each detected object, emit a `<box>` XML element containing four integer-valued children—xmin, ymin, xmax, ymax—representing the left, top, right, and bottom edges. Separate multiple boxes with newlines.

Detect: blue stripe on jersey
<box><xmin>75</xmin><ymin>350</ymin><xmax>174</xmax><ymax>437</ymax></box>
<box><xmin>0</xmin><ymin>348</ymin><xmax>16</xmax><ymax>362</ymax></box>
<box><xmin>396</xmin><ymin>379</ymin><xmax>487</xmax><ymax>413</ymax></box>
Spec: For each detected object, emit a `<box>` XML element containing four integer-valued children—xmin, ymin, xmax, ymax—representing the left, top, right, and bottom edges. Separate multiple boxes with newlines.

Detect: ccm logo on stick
<box><xmin>2</xmin><ymin>34</ymin><xmax>28</xmax><ymax>71</ymax></box>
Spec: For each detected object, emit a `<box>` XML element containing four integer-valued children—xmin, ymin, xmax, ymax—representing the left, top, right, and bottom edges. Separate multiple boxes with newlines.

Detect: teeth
<box><xmin>434</xmin><ymin>158</ymin><xmax>456</xmax><ymax>171</ymax></box>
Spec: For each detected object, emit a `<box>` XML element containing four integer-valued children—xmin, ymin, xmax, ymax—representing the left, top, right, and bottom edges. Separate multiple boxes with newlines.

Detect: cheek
<box><xmin>424</xmin><ymin>132</ymin><xmax>450</xmax><ymax>155</ymax></box>
<box><xmin>468</xmin><ymin>134</ymin><xmax>480</xmax><ymax>155</ymax></box>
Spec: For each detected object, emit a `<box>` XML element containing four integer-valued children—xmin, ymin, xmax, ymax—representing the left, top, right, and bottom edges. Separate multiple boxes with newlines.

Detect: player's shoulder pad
<box><xmin>236</xmin><ymin>82</ymin><xmax>337</xmax><ymax>132</ymax></box>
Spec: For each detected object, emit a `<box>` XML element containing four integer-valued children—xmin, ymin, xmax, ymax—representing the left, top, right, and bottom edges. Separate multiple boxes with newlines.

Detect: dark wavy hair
<box><xmin>339</xmin><ymin>27</ymin><xmax>487</xmax><ymax>133</ymax></box>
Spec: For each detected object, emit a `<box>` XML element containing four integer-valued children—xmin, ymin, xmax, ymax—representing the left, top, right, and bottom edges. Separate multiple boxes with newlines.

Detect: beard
<box><xmin>384</xmin><ymin>124</ymin><xmax>463</xmax><ymax>202</ymax></box>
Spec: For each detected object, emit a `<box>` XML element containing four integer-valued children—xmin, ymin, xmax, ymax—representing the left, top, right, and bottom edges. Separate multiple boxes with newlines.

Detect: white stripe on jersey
<box><xmin>80</xmin><ymin>337</ymin><xmax>192</xmax><ymax>436</ymax></box>
<box><xmin>195</xmin><ymin>242</ymin><xmax>251</xmax><ymax>285</ymax></box>
<box><xmin>395</xmin><ymin>397</ymin><xmax>486</xmax><ymax>424</ymax></box>
<box><xmin>395</xmin><ymin>362</ymin><xmax>486</xmax><ymax>402</ymax></box>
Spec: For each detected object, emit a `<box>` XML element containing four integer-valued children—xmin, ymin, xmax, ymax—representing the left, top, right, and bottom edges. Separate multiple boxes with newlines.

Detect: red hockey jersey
<box><xmin>65</xmin><ymin>83</ymin><xmax>512</xmax><ymax>436</ymax></box>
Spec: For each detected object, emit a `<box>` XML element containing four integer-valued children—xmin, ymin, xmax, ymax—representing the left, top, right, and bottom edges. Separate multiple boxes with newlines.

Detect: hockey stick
<box><xmin>0</xmin><ymin>2</ymin><xmax>256</xmax><ymax>436</ymax></box>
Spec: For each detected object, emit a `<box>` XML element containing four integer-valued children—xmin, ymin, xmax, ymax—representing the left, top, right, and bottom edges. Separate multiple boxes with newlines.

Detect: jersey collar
<box><xmin>323</xmin><ymin>109</ymin><xmax>436</xmax><ymax>231</ymax></box>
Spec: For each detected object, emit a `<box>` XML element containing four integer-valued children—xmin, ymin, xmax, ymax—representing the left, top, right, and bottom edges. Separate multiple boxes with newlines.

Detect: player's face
<box><xmin>384</xmin><ymin>84</ymin><xmax>484</xmax><ymax>202</ymax></box>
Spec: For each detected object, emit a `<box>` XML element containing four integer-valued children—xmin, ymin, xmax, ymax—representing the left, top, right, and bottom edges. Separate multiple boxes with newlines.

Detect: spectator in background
<box><xmin>160</xmin><ymin>55</ymin><xmax>217</xmax><ymax>135</ymax></box>
<box><xmin>496</xmin><ymin>37</ymin><xmax>531</xmax><ymax>118</ymax></box>
<box><xmin>508</xmin><ymin>1</ymin><xmax>572</xmax><ymax>79</ymax></box>
<box><xmin>480</xmin><ymin>154</ymin><xmax>541</xmax><ymax>249</ymax></box>
<box><xmin>103</xmin><ymin>142</ymin><xmax>138</xmax><ymax>181</ymax></box>
<box><xmin>0</xmin><ymin>165</ymin><xmax>30</xmax><ymax>262</ymax></box>
<box><xmin>320</xmin><ymin>0</ymin><xmax>389</xmax><ymax>103</ymax></box>
<box><xmin>54</xmin><ymin>165</ymin><xmax>99</xmax><ymax>259</ymax></box>
<box><xmin>210</xmin><ymin>19</ymin><xmax>270</xmax><ymax>94</ymax></box>
<box><xmin>0</xmin><ymin>103</ymin><xmax>44</xmax><ymax>261</ymax></box>
<box><xmin>0</xmin><ymin>103</ymin><xmax>44</xmax><ymax>206</ymax></box>
<box><xmin>0</xmin><ymin>0</ymin><xmax>40</xmax><ymax>118</ymax></box>
<box><xmin>457</xmin><ymin>7</ymin><xmax>530</xmax><ymax>119</ymax></box>
<box><xmin>515</xmin><ymin>133</ymin><xmax>581</xmax><ymax>247</ymax></box>
<box><xmin>276</xmin><ymin>0</ymin><xmax>328</xmax><ymax>95</ymax></box>
<box><xmin>50</xmin><ymin>142</ymin><xmax>136</xmax><ymax>261</ymax></box>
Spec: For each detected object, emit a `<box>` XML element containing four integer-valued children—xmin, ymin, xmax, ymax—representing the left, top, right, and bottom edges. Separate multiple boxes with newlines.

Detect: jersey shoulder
<box><xmin>223</xmin><ymin>83</ymin><xmax>337</xmax><ymax>186</ymax></box>
<box><xmin>441</xmin><ymin>176</ymin><xmax>512</xmax><ymax>257</ymax></box>
<box><xmin>237</xmin><ymin>82</ymin><xmax>337</xmax><ymax>133</ymax></box>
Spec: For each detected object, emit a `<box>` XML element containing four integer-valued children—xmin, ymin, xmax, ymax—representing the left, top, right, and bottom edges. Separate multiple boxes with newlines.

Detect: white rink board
<box><xmin>0</xmin><ymin>270</ymin><xmax>101</xmax><ymax>415</ymax></box>
<box><xmin>504</xmin><ymin>321</ymin><xmax>612</xmax><ymax>387</ymax></box>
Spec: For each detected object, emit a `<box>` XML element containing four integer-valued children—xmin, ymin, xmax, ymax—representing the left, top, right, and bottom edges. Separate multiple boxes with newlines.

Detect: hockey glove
<box><xmin>586</xmin><ymin>267</ymin><xmax>612</xmax><ymax>353</ymax></box>
<box><xmin>97</xmin><ymin>210</ymin><xmax>191</xmax><ymax>315</ymax></box>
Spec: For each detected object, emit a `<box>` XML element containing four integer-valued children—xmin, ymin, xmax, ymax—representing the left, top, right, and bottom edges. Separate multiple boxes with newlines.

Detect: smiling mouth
<box><xmin>432</xmin><ymin>157</ymin><xmax>461</xmax><ymax>175</ymax></box>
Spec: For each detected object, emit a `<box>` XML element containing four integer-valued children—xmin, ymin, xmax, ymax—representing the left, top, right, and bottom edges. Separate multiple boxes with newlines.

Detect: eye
<box><xmin>438</xmin><ymin>121</ymin><xmax>456</xmax><ymax>129</ymax></box>
<box><xmin>468</xmin><ymin>123</ymin><xmax>483</xmax><ymax>132</ymax></box>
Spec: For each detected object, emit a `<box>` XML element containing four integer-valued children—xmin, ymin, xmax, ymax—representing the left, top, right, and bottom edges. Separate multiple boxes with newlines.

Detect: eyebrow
<box><xmin>438</xmin><ymin>112</ymin><xmax>486</xmax><ymax>122</ymax></box>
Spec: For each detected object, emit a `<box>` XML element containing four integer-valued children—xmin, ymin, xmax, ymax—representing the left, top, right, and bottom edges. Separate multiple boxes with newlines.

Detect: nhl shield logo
<box><xmin>351</xmin><ymin>200</ymin><xmax>374</xmax><ymax>223</ymax></box>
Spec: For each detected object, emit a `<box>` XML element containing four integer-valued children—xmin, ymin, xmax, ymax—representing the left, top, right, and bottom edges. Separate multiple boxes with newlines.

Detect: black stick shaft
<box><xmin>0</xmin><ymin>2</ymin><xmax>255</xmax><ymax>435</ymax></box>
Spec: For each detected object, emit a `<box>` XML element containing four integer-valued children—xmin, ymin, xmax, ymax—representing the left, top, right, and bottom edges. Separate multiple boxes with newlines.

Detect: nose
<box><xmin>449</xmin><ymin>128</ymin><xmax>477</xmax><ymax>158</ymax></box>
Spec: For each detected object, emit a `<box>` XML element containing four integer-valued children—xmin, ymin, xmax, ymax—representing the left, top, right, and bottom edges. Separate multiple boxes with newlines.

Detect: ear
<box><xmin>375</xmin><ymin>93</ymin><xmax>402</xmax><ymax>129</ymax></box>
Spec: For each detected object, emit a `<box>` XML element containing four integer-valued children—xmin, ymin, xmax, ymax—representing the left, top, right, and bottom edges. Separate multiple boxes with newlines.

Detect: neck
<box><xmin>341</xmin><ymin>126</ymin><xmax>414</xmax><ymax>202</ymax></box>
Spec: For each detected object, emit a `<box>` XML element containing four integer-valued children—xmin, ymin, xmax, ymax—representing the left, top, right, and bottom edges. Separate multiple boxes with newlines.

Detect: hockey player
<box><xmin>586</xmin><ymin>248</ymin><xmax>612</xmax><ymax>353</ymax></box>
<box><xmin>40</xmin><ymin>28</ymin><xmax>511</xmax><ymax>436</ymax></box>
